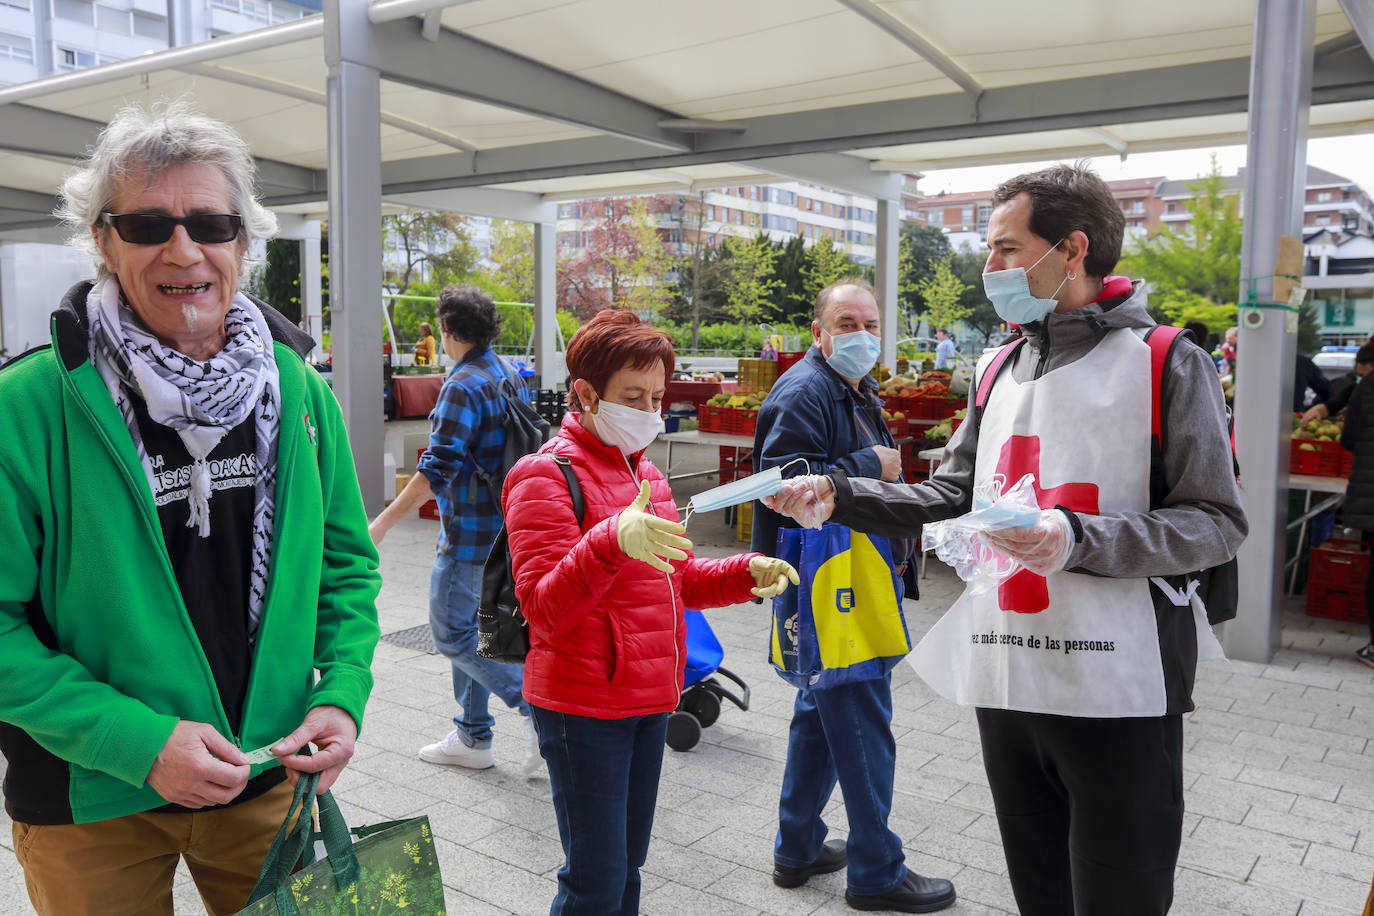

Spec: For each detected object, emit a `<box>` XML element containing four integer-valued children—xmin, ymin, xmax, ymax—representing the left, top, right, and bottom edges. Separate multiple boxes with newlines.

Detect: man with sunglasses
<box><xmin>0</xmin><ymin>102</ymin><xmax>380</xmax><ymax>915</ymax></box>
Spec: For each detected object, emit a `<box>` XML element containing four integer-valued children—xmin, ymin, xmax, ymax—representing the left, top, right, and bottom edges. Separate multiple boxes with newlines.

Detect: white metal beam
<box><xmin>1082</xmin><ymin>126</ymin><xmax>1129</xmax><ymax>155</ymax></box>
<box><xmin>179</xmin><ymin>63</ymin><xmax>477</xmax><ymax>152</ymax></box>
<box><xmin>385</xmin><ymin>186</ymin><xmax>556</xmax><ymax>223</ymax></box>
<box><xmin>1338</xmin><ymin>0</ymin><xmax>1374</xmax><ymax>63</ymax></box>
<box><xmin>745</xmin><ymin>152</ymin><xmax>905</xmax><ymax>200</ymax></box>
<box><xmin>367</xmin><ymin>0</ymin><xmax>477</xmax><ymax>25</ymax></box>
<box><xmin>368</xmin><ymin>18</ymin><xmax>693</xmax><ymax>152</ymax></box>
<box><xmin>834</xmin><ymin>0</ymin><xmax>981</xmax><ymax>97</ymax></box>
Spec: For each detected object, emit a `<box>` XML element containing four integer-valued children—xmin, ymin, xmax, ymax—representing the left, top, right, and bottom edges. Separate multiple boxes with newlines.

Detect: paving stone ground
<box><xmin>1</xmin><ymin>430</ymin><xmax>1371</xmax><ymax>915</ymax></box>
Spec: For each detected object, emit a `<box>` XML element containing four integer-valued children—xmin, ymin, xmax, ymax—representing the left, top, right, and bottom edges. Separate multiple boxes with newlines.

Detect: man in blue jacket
<box><xmin>751</xmin><ymin>278</ymin><xmax>955</xmax><ymax>912</ymax></box>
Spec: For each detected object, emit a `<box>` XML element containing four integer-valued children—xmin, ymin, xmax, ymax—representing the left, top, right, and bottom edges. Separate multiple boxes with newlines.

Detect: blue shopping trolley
<box><xmin>666</xmin><ymin>609</ymin><xmax>751</xmax><ymax>752</ymax></box>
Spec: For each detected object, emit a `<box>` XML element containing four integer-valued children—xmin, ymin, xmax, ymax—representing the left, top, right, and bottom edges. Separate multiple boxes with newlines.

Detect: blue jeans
<box><xmin>775</xmin><ymin>673</ymin><xmax>907</xmax><ymax>896</ymax></box>
<box><xmin>429</xmin><ymin>551</ymin><xmax>529</xmax><ymax>748</ymax></box>
<box><xmin>530</xmin><ymin>706</ymin><xmax>669</xmax><ymax>916</ymax></box>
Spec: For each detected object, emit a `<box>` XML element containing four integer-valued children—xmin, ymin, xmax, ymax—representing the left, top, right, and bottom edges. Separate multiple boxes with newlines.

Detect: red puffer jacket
<box><xmin>503</xmin><ymin>414</ymin><xmax>758</xmax><ymax>718</ymax></box>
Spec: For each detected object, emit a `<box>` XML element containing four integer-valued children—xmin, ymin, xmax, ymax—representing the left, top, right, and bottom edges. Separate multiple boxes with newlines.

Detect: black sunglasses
<box><xmin>101</xmin><ymin>212</ymin><xmax>243</xmax><ymax>245</ymax></box>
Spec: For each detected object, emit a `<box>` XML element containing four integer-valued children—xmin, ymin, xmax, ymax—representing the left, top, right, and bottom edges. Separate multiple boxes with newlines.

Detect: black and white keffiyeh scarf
<box><xmin>87</xmin><ymin>277</ymin><xmax>281</xmax><ymax>635</ymax></box>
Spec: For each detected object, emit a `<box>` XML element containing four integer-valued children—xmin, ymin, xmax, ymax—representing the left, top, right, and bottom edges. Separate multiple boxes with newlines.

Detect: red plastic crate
<box><xmin>1290</xmin><ymin>438</ymin><xmax>1343</xmax><ymax>476</ymax></box>
<box><xmin>885</xmin><ymin>416</ymin><xmax>909</xmax><ymax>439</ymax></box>
<box><xmin>1340</xmin><ymin>448</ymin><xmax>1354</xmax><ymax>477</ymax></box>
<box><xmin>1305</xmin><ymin>584</ymin><xmax>1364</xmax><ymax>622</ymax></box>
<box><xmin>1310</xmin><ymin>538</ymin><xmax>1369</xmax><ymax>590</ymax></box>
<box><xmin>736</xmin><ymin>409</ymin><xmax>758</xmax><ymax>437</ymax></box>
<box><xmin>700</xmin><ymin>405</ymin><xmax>728</xmax><ymax>432</ymax></box>
<box><xmin>777</xmin><ymin>351</ymin><xmax>806</xmax><ymax>374</ymax></box>
<box><xmin>951</xmin><ymin>416</ymin><xmax>963</xmax><ymax>435</ymax></box>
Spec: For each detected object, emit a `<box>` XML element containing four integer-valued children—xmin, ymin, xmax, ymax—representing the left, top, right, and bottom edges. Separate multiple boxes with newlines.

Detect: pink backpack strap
<box><xmin>975</xmin><ymin>337</ymin><xmax>1027</xmax><ymax>412</ymax></box>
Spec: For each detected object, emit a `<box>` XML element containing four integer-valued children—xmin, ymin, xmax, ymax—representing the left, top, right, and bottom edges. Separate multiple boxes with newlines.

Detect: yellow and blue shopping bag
<box><xmin>769</xmin><ymin>523</ymin><xmax>911</xmax><ymax>689</ymax></box>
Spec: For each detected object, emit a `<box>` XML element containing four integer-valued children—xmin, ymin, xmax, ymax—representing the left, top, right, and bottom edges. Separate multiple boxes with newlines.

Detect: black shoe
<box><xmin>846</xmin><ymin>872</ymin><xmax>956</xmax><ymax>913</ymax></box>
<box><xmin>1357</xmin><ymin>643</ymin><xmax>1374</xmax><ymax>670</ymax></box>
<box><xmin>772</xmin><ymin>838</ymin><xmax>847</xmax><ymax>888</ymax></box>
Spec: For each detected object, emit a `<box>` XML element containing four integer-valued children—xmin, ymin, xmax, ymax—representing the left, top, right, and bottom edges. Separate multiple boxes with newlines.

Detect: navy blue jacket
<box><xmin>750</xmin><ymin>347</ymin><xmax>915</xmax><ymax>592</ymax></box>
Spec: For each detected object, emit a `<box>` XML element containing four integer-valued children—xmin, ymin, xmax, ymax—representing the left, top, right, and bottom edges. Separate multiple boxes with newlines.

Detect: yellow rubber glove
<box><xmin>748</xmin><ymin>556</ymin><xmax>800</xmax><ymax>598</ymax></box>
<box><xmin>616</xmin><ymin>480</ymin><xmax>693</xmax><ymax>573</ymax></box>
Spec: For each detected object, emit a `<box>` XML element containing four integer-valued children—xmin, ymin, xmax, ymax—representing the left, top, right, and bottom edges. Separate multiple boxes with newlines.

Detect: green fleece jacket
<box><xmin>0</xmin><ymin>283</ymin><xmax>381</xmax><ymax>824</ymax></box>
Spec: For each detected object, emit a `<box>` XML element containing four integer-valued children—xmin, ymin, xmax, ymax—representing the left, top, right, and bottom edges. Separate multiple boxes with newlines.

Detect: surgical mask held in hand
<box><xmin>682</xmin><ymin>458</ymin><xmax>806</xmax><ymax>523</ymax></box>
<box><xmin>981</xmin><ymin>240</ymin><xmax>1068</xmax><ymax>326</ymax></box>
<box><xmin>921</xmin><ymin>472</ymin><xmax>1041</xmax><ymax>593</ymax></box>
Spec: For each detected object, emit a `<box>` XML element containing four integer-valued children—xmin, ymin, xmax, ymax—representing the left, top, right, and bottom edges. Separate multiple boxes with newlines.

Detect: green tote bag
<box><xmin>234</xmin><ymin>772</ymin><xmax>446</xmax><ymax>916</ymax></box>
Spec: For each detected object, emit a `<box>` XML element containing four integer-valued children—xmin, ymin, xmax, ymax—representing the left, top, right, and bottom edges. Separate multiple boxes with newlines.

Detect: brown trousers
<box><xmin>12</xmin><ymin>781</ymin><xmax>294</xmax><ymax>916</ymax></box>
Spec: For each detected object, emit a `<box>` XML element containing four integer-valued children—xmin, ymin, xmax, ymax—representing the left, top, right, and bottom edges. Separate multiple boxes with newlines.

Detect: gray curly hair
<box><xmin>57</xmin><ymin>98</ymin><xmax>277</xmax><ymax>277</ymax></box>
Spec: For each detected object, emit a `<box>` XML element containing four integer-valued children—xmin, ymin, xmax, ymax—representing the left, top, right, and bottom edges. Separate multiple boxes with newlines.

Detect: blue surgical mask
<box><xmin>683</xmin><ymin>458</ymin><xmax>807</xmax><ymax>522</ymax></box>
<box><xmin>824</xmin><ymin>330</ymin><xmax>881</xmax><ymax>379</ymax></box>
<box><xmin>981</xmin><ymin>240</ymin><xmax>1070</xmax><ymax>326</ymax></box>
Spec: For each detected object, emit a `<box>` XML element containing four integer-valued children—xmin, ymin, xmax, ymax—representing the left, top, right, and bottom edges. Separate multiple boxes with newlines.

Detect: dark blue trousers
<box><xmin>530</xmin><ymin>705</ymin><xmax>669</xmax><ymax>916</ymax></box>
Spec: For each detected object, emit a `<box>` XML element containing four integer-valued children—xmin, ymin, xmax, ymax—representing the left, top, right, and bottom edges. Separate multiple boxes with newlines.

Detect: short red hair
<box><xmin>565</xmin><ymin>309</ymin><xmax>675</xmax><ymax>410</ymax></box>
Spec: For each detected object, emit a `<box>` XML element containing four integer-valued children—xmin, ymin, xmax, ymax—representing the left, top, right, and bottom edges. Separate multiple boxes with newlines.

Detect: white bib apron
<box><xmin>911</xmin><ymin>329</ymin><xmax>1218</xmax><ymax>717</ymax></box>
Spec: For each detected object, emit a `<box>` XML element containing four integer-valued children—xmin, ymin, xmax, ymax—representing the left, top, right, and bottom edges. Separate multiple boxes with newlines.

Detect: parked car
<box><xmin>1313</xmin><ymin>347</ymin><xmax>1357</xmax><ymax>381</ymax></box>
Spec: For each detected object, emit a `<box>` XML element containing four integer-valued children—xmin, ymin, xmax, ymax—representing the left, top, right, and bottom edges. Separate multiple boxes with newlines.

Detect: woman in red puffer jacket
<box><xmin>502</xmin><ymin>310</ymin><xmax>797</xmax><ymax>916</ymax></box>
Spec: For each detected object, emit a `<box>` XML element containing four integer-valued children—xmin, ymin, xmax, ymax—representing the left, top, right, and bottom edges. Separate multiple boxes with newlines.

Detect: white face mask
<box><xmin>589</xmin><ymin>399</ymin><xmax>663</xmax><ymax>455</ymax></box>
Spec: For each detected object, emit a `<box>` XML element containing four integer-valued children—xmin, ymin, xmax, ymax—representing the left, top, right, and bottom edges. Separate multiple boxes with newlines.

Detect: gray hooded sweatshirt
<box><xmin>829</xmin><ymin>279</ymin><xmax>1248</xmax><ymax>712</ymax></box>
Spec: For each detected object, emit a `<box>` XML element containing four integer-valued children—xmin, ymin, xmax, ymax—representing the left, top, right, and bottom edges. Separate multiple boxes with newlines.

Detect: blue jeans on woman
<box><xmin>774</xmin><ymin>673</ymin><xmax>907</xmax><ymax>896</ymax></box>
<box><xmin>529</xmin><ymin>705</ymin><xmax>669</xmax><ymax>916</ymax></box>
<box><xmin>429</xmin><ymin>551</ymin><xmax>529</xmax><ymax>748</ymax></box>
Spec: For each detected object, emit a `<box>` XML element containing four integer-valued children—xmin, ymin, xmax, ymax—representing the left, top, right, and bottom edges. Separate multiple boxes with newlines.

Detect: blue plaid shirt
<box><xmin>417</xmin><ymin>347</ymin><xmax>528</xmax><ymax>561</ymax></box>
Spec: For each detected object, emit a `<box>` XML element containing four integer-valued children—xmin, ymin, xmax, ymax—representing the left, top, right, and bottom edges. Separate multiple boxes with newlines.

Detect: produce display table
<box><xmin>1286</xmin><ymin>473</ymin><xmax>1348</xmax><ymax>596</ymax></box>
<box><xmin>391</xmin><ymin>374</ymin><xmax>445</xmax><ymax>419</ymax></box>
<box><xmin>657</xmin><ymin>430</ymin><xmax>756</xmax><ymax>482</ymax></box>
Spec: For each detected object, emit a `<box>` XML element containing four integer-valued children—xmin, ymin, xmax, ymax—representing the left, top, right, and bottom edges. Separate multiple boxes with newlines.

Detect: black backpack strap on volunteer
<box><xmin>477</xmin><ymin>453</ymin><xmax>584</xmax><ymax>663</ymax></box>
<box><xmin>973</xmin><ymin>337</ymin><xmax>1027</xmax><ymax>427</ymax></box>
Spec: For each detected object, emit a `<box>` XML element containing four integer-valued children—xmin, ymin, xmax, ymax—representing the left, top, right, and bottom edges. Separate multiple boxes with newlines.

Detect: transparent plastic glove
<box><xmin>762</xmin><ymin>474</ymin><xmax>834</xmax><ymax>529</ymax></box>
<box><xmin>921</xmin><ymin>472</ymin><xmax>1040</xmax><ymax>592</ymax></box>
<box><xmin>981</xmin><ymin>509</ymin><xmax>1075</xmax><ymax>577</ymax></box>
<box><xmin>748</xmin><ymin>556</ymin><xmax>800</xmax><ymax>598</ymax></box>
<box><xmin>617</xmin><ymin>480</ymin><xmax>693</xmax><ymax>573</ymax></box>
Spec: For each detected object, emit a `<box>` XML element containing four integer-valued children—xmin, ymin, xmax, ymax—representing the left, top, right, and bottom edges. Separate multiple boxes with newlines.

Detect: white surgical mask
<box><xmin>981</xmin><ymin>240</ymin><xmax>1070</xmax><ymax>326</ymax></box>
<box><xmin>589</xmin><ymin>399</ymin><xmax>663</xmax><ymax>455</ymax></box>
<box><xmin>685</xmin><ymin>458</ymin><xmax>808</xmax><ymax>518</ymax></box>
<box><xmin>824</xmin><ymin>329</ymin><xmax>881</xmax><ymax>379</ymax></box>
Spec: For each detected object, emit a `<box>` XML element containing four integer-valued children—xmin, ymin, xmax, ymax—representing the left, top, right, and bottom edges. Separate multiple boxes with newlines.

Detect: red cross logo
<box><xmin>992</xmin><ymin>435</ymin><xmax>1099</xmax><ymax>614</ymax></box>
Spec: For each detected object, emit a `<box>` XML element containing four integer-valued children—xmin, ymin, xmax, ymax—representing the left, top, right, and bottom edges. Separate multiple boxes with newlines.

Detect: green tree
<box><xmin>382</xmin><ymin>210</ymin><xmax>479</xmax><ymax>294</ymax></box>
<box><xmin>898</xmin><ymin>224</ymin><xmax>953</xmax><ymax>328</ymax></box>
<box><xmin>1297</xmin><ymin>300</ymin><xmax>1323</xmax><ymax>356</ymax></box>
<box><xmin>914</xmin><ymin>253</ymin><xmax>972</xmax><ymax>334</ymax></box>
<box><xmin>487</xmin><ymin>220</ymin><xmax>534</xmax><ymax>304</ymax></box>
<box><xmin>1119</xmin><ymin>156</ymin><xmax>1242</xmax><ymax>322</ymax></box>
<box><xmin>773</xmin><ymin>235</ymin><xmax>810</xmax><ymax>322</ymax></box>
<box><xmin>246</xmin><ymin>238</ymin><xmax>302</xmax><ymax>323</ymax></box>
<box><xmin>801</xmin><ymin>237</ymin><xmax>856</xmax><ymax>311</ymax></box>
<box><xmin>719</xmin><ymin>233</ymin><xmax>781</xmax><ymax>330</ymax></box>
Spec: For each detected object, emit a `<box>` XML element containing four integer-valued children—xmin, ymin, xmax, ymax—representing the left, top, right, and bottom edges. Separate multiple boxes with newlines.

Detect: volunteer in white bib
<box><xmin>764</xmin><ymin>164</ymin><xmax>1246</xmax><ymax>915</ymax></box>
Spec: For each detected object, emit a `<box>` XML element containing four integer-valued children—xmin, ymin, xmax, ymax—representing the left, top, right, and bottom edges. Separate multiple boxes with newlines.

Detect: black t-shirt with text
<box><xmin>129</xmin><ymin>392</ymin><xmax>256</xmax><ymax>731</ymax></box>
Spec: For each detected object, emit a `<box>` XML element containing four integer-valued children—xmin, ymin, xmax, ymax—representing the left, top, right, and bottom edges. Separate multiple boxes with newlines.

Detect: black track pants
<box><xmin>975</xmin><ymin>708</ymin><xmax>1184</xmax><ymax>916</ymax></box>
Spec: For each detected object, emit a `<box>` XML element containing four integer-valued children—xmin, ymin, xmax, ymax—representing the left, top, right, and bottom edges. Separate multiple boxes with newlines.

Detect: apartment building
<box><xmin>0</xmin><ymin>0</ymin><xmax>317</xmax><ymax>88</ymax></box>
<box><xmin>903</xmin><ymin>176</ymin><xmax>1168</xmax><ymax>240</ymax></box>
<box><xmin>556</xmin><ymin>181</ymin><xmax>883</xmax><ymax>265</ymax></box>
<box><xmin>1155</xmin><ymin>165</ymin><xmax>1373</xmax><ymax>235</ymax></box>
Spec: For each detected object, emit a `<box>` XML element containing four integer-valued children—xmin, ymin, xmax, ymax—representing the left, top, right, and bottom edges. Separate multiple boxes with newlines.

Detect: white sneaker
<box><xmin>520</xmin><ymin>717</ymin><xmax>544</xmax><ymax>778</ymax></box>
<box><xmin>418</xmin><ymin>729</ymin><xmax>495</xmax><ymax>769</ymax></box>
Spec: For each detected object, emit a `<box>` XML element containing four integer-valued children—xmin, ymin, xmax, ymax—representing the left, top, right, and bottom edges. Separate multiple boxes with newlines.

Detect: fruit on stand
<box><xmin>1292</xmin><ymin>414</ymin><xmax>1343</xmax><ymax>443</ymax></box>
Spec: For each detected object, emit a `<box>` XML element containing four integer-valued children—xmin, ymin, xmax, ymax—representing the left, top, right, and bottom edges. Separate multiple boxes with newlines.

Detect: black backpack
<box><xmin>477</xmin><ymin>454</ymin><xmax>584</xmax><ymax>663</ymax></box>
<box><xmin>975</xmin><ymin>326</ymin><xmax>1239</xmax><ymax>625</ymax></box>
<box><xmin>471</xmin><ymin>359</ymin><xmax>549</xmax><ymax>512</ymax></box>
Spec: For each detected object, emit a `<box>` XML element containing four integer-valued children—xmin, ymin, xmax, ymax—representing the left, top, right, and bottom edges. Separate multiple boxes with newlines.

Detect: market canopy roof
<box><xmin>2</xmin><ymin>0</ymin><xmax>1373</xmax><ymax>235</ymax></box>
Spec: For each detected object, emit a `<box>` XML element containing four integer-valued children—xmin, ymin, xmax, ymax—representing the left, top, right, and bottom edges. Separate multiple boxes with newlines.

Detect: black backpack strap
<box><xmin>551</xmin><ymin>454</ymin><xmax>585</xmax><ymax>526</ymax></box>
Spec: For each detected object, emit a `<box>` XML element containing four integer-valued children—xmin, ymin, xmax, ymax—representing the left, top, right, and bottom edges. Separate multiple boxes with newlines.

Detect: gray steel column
<box><xmin>325</xmin><ymin>0</ymin><xmax>384</xmax><ymax>513</ymax></box>
<box><xmin>301</xmin><ymin>230</ymin><xmax>323</xmax><ymax>361</ymax></box>
<box><xmin>1225</xmin><ymin>0</ymin><xmax>1314</xmax><ymax>662</ymax></box>
<box><xmin>533</xmin><ymin>221</ymin><xmax>562</xmax><ymax>389</ymax></box>
<box><xmin>875</xmin><ymin>198</ymin><xmax>899</xmax><ymax>371</ymax></box>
